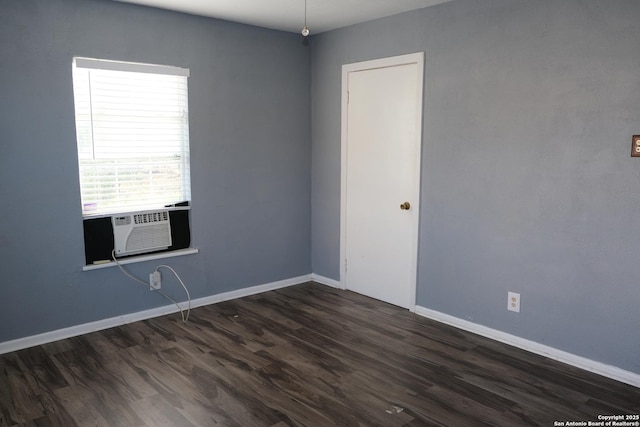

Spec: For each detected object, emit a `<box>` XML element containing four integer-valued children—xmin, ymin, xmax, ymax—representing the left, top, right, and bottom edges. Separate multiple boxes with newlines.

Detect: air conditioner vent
<box><xmin>112</xmin><ymin>210</ymin><xmax>172</xmax><ymax>256</ymax></box>
<box><xmin>133</xmin><ymin>211</ymin><xmax>169</xmax><ymax>225</ymax></box>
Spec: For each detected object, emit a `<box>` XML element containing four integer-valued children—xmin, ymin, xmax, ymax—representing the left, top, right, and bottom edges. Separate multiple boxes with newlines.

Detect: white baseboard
<box><xmin>0</xmin><ymin>274</ymin><xmax>312</xmax><ymax>355</ymax></box>
<box><xmin>189</xmin><ymin>274</ymin><xmax>313</xmax><ymax>309</ymax></box>
<box><xmin>310</xmin><ymin>274</ymin><xmax>342</xmax><ymax>288</ymax></box>
<box><xmin>415</xmin><ymin>306</ymin><xmax>640</xmax><ymax>389</ymax></box>
<box><xmin>6</xmin><ymin>278</ymin><xmax>636</xmax><ymax>389</ymax></box>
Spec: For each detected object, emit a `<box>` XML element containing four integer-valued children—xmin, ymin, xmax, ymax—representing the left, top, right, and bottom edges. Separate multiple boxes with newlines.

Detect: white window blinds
<box><xmin>72</xmin><ymin>57</ymin><xmax>191</xmax><ymax>217</ymax></box>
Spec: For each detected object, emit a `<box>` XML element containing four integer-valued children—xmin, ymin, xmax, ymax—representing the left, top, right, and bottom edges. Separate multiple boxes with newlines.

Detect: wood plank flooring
<box><xmin>1</xmin><ymin>282</ymin><xmax>638</xmax><ymax>426</ymax></box>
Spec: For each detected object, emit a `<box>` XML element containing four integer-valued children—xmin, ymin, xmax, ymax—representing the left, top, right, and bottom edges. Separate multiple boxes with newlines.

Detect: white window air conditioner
<box><xmin>112</xmin><ymin>210</ymin><xmax>172</xmax><ymax>256</ymax></box>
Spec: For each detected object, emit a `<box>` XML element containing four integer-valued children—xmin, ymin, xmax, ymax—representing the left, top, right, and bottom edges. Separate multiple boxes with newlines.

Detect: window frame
<box><xmin>72</xmin><ymin>57</ymin><xmax>192</xmax><ymax>218</ymax></box>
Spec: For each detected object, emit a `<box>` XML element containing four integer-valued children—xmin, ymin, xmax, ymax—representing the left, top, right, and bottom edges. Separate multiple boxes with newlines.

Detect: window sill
<box><xmin>82</xmin><ymin>248</ymin><xmax>199</xmax><ymax>271</ymax></box>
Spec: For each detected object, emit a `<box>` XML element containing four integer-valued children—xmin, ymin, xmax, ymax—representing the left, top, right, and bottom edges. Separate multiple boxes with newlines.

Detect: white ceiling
<box><xmin>113</xmin><ymin>0</ymin><xmax>454</xmax><ymax>34</ymax></box>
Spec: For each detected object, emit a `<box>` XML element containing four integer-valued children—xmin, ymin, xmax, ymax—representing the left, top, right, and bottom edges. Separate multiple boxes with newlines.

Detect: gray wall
<box><xmin>311</xmin><ymin>0</ymin><xmax>640</xmax><ymax>374</ymax></box>
<box><xmin>0</xmin><ymin>0</ymin><xmax>311</xmax><ymax>342</ymax></box>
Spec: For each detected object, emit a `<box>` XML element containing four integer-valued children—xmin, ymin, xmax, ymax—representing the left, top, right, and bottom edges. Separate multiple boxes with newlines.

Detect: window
<box><xmin>72</xmin><ymin>57</ymin><xmax>191</xmax><ymax>217</ymax></box>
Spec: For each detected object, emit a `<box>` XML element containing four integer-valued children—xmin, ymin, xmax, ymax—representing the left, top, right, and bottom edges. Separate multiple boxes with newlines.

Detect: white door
<box><xmin>340</xmin><ymin>53</ymin><xmax>424</xmax><ymax>310</ymax></box>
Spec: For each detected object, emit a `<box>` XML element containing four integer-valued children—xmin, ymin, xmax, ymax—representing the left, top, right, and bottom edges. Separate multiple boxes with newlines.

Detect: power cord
<box><xmin>111</xmin><ymin>250</ymin><xmax>191</xmax><ymax>323</ymax></box>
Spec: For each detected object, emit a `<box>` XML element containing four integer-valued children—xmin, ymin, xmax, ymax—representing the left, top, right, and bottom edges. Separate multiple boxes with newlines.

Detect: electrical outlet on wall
<box><xmin>632</xmin><ymin>135</ymin><xmax>640</xmax><ymax>157</ymax></box>
<box><xmin>149</xmin><ymin>271</ymin><xmax>161</xmax><ymax>290</ymax></box>
<box><xmin>508</xmin><ymin>292</ymin><xmax>520</xmax><ymax>313</ymax></box>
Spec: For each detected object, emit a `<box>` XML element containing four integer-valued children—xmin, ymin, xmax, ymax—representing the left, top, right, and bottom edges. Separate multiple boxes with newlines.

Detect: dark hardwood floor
<box><xmin>1</xmin><ymin>282</ymin><xmax>638</xmax><ymax>426</ymax></box>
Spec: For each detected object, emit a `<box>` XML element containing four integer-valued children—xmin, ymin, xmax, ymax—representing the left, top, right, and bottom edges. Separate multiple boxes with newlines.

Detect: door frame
<box><xmin>339</xmin><ymin>52</ymin><xmax>424</xmax><ymax>310</ymax></box>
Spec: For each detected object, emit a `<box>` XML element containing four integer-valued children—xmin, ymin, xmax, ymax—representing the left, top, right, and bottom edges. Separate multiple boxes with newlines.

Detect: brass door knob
<box><xmin>400</xmin><ymin>202</ymin><xmax>411</xmax><ymax>210</ymax></box>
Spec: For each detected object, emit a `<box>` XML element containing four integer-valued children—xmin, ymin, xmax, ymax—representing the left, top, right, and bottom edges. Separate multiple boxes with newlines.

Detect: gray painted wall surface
<box><xmin>311</xmin><ymin>0</ymin><xmax>640</xmax><ymax>373</ymax></box>
<box><xmin>0</xmin><ymin>0</ymin><xmax>311</xmax><ymax>342</ymax></box>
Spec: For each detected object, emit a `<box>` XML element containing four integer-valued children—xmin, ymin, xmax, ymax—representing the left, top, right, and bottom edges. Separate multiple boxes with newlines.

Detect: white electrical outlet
<box><xmin>149</xmin><ymin>271</ymin><xmax>161</xmax><ymax>290</ymax></box>
<box><xmin>508</xmin><ymin>292</ymin><xmax>520</xmax><ymax>312</ymax></box>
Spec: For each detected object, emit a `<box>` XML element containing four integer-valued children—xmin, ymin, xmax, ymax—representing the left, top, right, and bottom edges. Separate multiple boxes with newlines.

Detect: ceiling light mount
<box><xmin>301</xmin><ymin>0</ymin><xmax>310</xmax><ymax>37</ymax></box>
